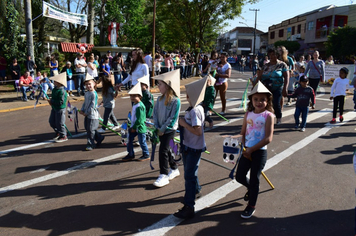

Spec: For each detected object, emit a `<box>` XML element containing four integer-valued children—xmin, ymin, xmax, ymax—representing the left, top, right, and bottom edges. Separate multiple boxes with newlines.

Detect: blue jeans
<box><xmin>180</xmin><ymin>66</ymin><xmax>186</xmax><ymax>79</ymax></box>
<box><xmin>252</xmin><ymin>65</ymin><xmax>257</xmax><ymax>77</ymax></box>
<box><xmin>20</xmin><ymin>86</ymin><xmax>33</xmax><ymax>100</ymax></box>
<box><xmin>114</xmin><ymin>74</ymin><xmax>122</xmax><ymax>85</ymax></box>
<box><xmin>353</xmin><ymin>90</ymin><xmax>356</xmax><ymax>109</ymax></box>
<box><xmin>182</xmin><ymin>147</ymin><xmax>202</xmax><ymax>208</ymax></box>
<box><xmin>294</xmin><ymin>106</ymin><xmax>309</xmax><ymax>128</ymax></box>
<box><xmin>127</xmin><ymin>131</ymin><xmax>149</xmax><ymax>157</ymax></box>
<box><xmin>235</xmin><ymin>149</ymin><xmax>267</xmax><ymax>206</ymax></box>
<box><xmin>272</xmin><ymin>87</ymin><xmax>283</xmax><ymax>119</ymax></box>
<box><xmin>76</xmin><ymin>73</ymin><xmax>85</xmax><ymax>95</ymax></box>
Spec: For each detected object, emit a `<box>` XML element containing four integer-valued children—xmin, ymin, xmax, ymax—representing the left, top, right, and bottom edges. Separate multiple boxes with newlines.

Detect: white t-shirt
<box><xmin>183</xmin><ymin>105</ymin><xmax>206</xmax><ymax>150</ymax></box>
<box><xmin>74</xmin><ymin>58</ymin><xmax>86</xmax><ymax>73</ymax></box>
<box><xmin>122</xmin><ymin>63</ymin><xmax>149</xmax><ymax>86</ymax></box>
<box><xmin>144</xmin><ymin>55</ymin><xmax>153</xmax><ymax>71</ymax></box>
<box><xmin>217</xmin><ymin>62</ymin><xmax>231</xmax><ymax>84</ymax></box>
<box><xmin>87</xmin><ymin>62</ymin><xmax>98</xmax><ymax>77</ymax></box>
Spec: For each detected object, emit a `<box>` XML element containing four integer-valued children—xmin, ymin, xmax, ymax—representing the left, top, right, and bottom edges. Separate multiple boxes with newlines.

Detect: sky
<box><xmin>225</xmin><ymin>0</ymin><xmax>355</xmax><ymax>33</ymax></box>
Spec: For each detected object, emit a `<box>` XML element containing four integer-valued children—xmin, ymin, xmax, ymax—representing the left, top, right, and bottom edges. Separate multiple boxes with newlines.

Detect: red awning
<box><xmin>60</xmin><ymin>42</ymin><xmax>94</xmax><ymax>53</ymax></box>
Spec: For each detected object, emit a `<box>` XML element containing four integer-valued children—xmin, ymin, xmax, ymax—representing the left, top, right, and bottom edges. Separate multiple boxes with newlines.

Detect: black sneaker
<box><xmin>137</xmin><ymin>156</ymin><xmax>150</xmax><ymax>162</ymax></box>
<box><xmin>122</xmin><ymin>154</ymin><xmax>135</xmax><ymax>161</ymax></box>
<box><xmin>339</xmin><ymin>116</ymin><xmax>344</xmax><ymax>122</ymax></box>
<box><xmin>174</xmin><ymin>205</ymin><xmax>195</xmax><ymax>219</ymax></box>
<box><xmin>241</xmin><ymin>205</ymin><xmax>255</xmax><ymax>219</ymax></box>
<box><xmin>243</xmin><ymin>191</ymin><xmax>249</xmax><ymax>202</ymax></box>
<box><xmin>96</xmin><ymin>136</ymin><xmax>105</xmax><ymax>146</ymax></box>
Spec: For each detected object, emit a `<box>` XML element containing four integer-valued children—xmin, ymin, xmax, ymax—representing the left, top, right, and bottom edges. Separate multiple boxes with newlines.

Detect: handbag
<box><xmin>311</xmin><ymin>61</ymin><xmax>323</xmax><ymax>82</ymax></box>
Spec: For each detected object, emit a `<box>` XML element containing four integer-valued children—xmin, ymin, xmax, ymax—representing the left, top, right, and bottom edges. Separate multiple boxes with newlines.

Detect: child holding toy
<box><xmin>235</xmin><ymin>81</ymin><xmax>274</xmax><ymax>219</ymax></box>
<box><xmin>98</xmin><ymin>76</ymin><xmax>120</xmax><ymax>133</ymax></box>
<box><xmin>121</xmin><ymin>82</ymin><xmax>150</xmax><ymax>162</ymax></box>
<box><xmin>79</xmin><ymin>74</ymin><xmax>105</xmax><ymax>151</ymax></box>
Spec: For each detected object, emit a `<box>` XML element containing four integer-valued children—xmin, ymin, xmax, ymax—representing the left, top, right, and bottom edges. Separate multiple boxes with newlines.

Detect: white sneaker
<box><xmin>97</xmin><ymin>128</ymin><xmax>106</xmax><ymax>133</ymax></box>
<box><xmin>113</xmin><ymin>125</ymin><xmax>121</xmax><ymax>130</ymax></box>
<box><xmin>153</xmin><ymin>174</ymin><xmax>169</xmax><ymax>187</ymax></box>
<box><xmin>168</xmin><ymin>168</ymin><xmax>180</xmax><ymax>180</ymax></box>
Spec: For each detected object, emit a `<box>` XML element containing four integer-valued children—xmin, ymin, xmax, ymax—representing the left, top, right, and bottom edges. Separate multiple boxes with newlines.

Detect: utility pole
<box><xmin>249</xmin><ymin>8</ymin><xmax>259</xmax><ymax>55</ymax></box>
<box><xmin>24</xmin><ymin>0</ymin><xmax>35</xmax><ymax>60</ymax></box>
<box><xmin>87</xmin><ymin>0</ymin><xmax>94</xmax><ymax>44</ymax></box>
<box><xmin>152</xmin><ymin>0</ymin><xmax>156</xmax><ymax>86</ymax></box>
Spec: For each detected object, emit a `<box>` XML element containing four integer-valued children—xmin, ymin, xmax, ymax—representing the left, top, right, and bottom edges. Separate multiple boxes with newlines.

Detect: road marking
<box><xmin>0</xmin><ymin>133</ymin><xmax>86</xmax><ymax>155</ymax></box>
<box><xmin>134</xmin><ymin>108</ymin><xmax>351</xmax><ymax>236</ymax></box>
<box><xmin>0</xmin><ymin>114</ymin><xmax>246</xmax><ymax>194</ymax></box>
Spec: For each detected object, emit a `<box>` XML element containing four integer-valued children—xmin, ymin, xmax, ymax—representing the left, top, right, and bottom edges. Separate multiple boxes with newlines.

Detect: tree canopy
<box><xmin>325</xmin><ymin>26</ymin><xmax>356</xmax><ymax>60</ymax></box>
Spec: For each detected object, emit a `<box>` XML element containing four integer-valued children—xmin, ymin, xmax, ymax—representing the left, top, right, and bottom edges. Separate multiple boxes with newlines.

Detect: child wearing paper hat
<box><xmin>79</xmin><ymin>73</ymin><xmax>104</xmax><ymax>151</ymax></box>
<box><xmin>138</xmin><ymin>75</ymin><xmax>154</xmax><ymax>118</ymax></box>
<box><xmin>235</xmin><ymin>81</ymin><xmax>274</xmax><ymax>219</ymax></box>
<box><xmin>152</xmin><ymin>70</ymin><xmax>181</xmax><ymax>188</ymax></box>
<box><xmin>48</xmin><ymin>72</ymin><xmax>68</xmax><ymax>143</ymax></box>
<box><xmin>174</xmin><ymin>77</ymin><xmax>207</xmax><ymax>219</ymax></box>
<box><xmin>121</xmin><ymin>82</ymin><xmax>150</xmax><ymax>161</ymax></box>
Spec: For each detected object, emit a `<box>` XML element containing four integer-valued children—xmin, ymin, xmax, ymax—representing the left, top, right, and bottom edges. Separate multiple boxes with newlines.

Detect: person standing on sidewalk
<box><xmin>174</xmin><ymin>77</ymin><xmax>207</xmax><ymax>219</ymax></box>
<box><xmin>74</xmin><ymin>52</ymin><xmax>87</xmax><ymax>96</ymax></box>
<box><xmin>25</xmin><ymin>55</ymin><xmax>37</xmax><ymax>78</ymax></box>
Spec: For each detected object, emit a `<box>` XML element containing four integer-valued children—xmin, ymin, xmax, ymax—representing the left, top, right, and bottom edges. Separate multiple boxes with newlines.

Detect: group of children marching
<box><xmin>45</xmin><ymin>63</ymin><xmax>354</xmax><ymax>221</ymax></box>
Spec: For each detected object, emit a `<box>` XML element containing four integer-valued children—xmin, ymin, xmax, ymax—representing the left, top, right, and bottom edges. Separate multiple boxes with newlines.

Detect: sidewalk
<box><xmin>0</xmin><ymin>76</ymin><xmax>200</xmax><ymax>113</ymax></box>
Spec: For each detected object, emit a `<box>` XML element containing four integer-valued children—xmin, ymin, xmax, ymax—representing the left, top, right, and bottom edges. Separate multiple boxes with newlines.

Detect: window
<box><xmin>278</xmin><ymin>29</ymin><xmax>284</xmax><ymax>38</ymax></box>
<box><xmin>297</xmin><ymin>24</ymin><xmax>301</xmax><ymax>34</ymax></box>
<box><xmin>307</xmin><ymin>21</ymin><xmax>314</xmax><ymax>31</ymax></box>
<box><xmin>270</xmin><ymin>31</ymin><xmax>275</xmax><ymax>39</ymax></box>
<box><xmin>292</xmin><ymin>26</ymin><xmax>295</xmax><ymax>35</ymax></box>
<box><xmin>238</xmin><ymin>39</ymin><xmax>252</xmax><ymax>48</ymax></box>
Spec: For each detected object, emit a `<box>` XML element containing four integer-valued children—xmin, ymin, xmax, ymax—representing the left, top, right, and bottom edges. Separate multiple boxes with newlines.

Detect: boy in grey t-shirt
<box><xmin>174</xmin><ymin>78</ymin><xmax>207</xmax><ymax>220</ymax></box>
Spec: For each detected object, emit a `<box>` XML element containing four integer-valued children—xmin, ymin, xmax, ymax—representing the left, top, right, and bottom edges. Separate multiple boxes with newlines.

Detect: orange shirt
<box><xmin>19</xmin><ymin>75</ymin><xmax>33</xmax><ymax>87</ymax></box>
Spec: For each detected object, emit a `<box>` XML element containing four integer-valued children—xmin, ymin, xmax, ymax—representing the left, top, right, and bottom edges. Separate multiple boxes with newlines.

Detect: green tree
<box><xmin>155</xmin><ymin>0</ymin><xmax>257</xmax><ymax>52</ymax></box>
<box><xmin>274</xmin><ymin>40</ymin><xmax>300</xmax><ymax>54</ymax></box>
<box><xmin>0</xmin><ymin>0</ymin><xmax>26</xmax><ymax>63</ymax></box>
<box><xmin>325</xmin><ymin>26</ymin><xmax>356</xmax><ymax>60</ymax></box>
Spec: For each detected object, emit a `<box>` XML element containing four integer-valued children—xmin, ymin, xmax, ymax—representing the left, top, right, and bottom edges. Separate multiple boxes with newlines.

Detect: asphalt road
<box><xmin>0</xmin><ymin>68</ymin><xmax>355</xmax><ymax>236</ymax></box>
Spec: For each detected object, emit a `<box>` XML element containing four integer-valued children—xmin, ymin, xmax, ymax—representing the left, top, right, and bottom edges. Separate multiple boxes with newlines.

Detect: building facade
<box><xmin>216</xmin><ymin>27</ymin><xmax>264</xmax><ymax>55</ymax></box>
<box><xmin>268</xmin><ymin>4</ymin><xmax>356</xmax><ymax>58</ymax></box>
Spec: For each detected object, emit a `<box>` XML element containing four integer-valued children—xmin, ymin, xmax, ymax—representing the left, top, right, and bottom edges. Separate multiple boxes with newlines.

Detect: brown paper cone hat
<box><xmin>84</xmin><ymin>73</ymin><xmax>94</xmax><ymax>82</ymax></box>
<box><xmin>207</xmin><ymin>74</ymin><xmax>216</xmax><ymax>86</ymax></box>
<box><xmin>137</xmin><ymin>75</ymin><xmax>150</xmax><ymax>87</ymax></box>
<box><xmin>185</xmin><ymin>76</ymin><xmax>208</xmax><ymax>108</ymax></box>
<box><xmin>52</xmin><ymin>72</ymin><xmax>67</xmax><ymax>87</ymax></box>
<box><xmin>128</xmin><ymin>82</ymin><xmax>142</xmax><ymax>97</ymax></box>
<box><xmin>153</xmin><ymin>69</ymin><xmax>180</xmax><ymax>97</ymax></box>
<box><xmin>249</xmin><ymin>81</ymin><xmax>272</xmax><ymax>98</ymax></box>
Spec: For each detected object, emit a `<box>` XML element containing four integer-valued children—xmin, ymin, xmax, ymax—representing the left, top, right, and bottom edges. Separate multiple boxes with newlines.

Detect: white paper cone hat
<box><xmin>52</xmin><ymin>72</ymin><xmax>67</xmax><ymax>87</ymax></box>
<box><xmin>153</xmin><ymin>69</ymin><xmax>180</xmax><ymax>97</ymax></box>
<box><xmin>137</xmin><ymin>75</ymin><xmax>150</xmax><ymax>87</ymax></box>
<box><xmin>84</xmin><ymin>73</ymin><xmax>94</xmax><ymax>82</ymax></box>
<box><xmin>128</xmin><ymin>82</ymin><xmax>142</xmax><ymax>97</ymax></box>
<box><xmin>185</xmin><ymin>76</ymin><xmax>208</xmax><ymax>108</ymax></box>
<box><xmin>249</xmin><ymin>81</ymin><xmax>272</xmax><ymax>98</ymax></box>
<box><xmin>207</xmin><ymin>74</ymin><xmax>216</xmax><ymax>86</ymax></box>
